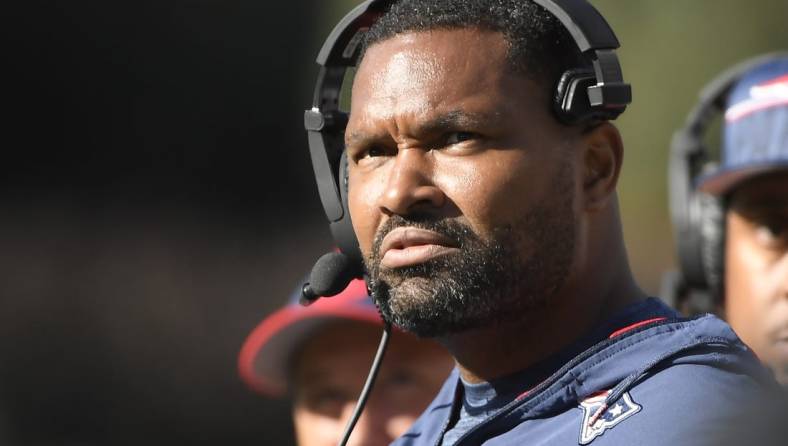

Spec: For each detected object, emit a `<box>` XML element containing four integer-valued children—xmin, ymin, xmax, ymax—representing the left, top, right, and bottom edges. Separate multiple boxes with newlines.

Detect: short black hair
<box><xmin>362</xmin><ymin>0</ymin><xmax>590</xmax><ymax>91</ymax></box>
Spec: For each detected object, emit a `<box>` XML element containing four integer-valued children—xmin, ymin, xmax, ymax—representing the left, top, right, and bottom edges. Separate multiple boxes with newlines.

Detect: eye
<box><xmin>445</xmin><ymin>131</ymin><xmax>476</xmax><ymax>145</ymax></box>
<box><xmin>754</xmin><ymin>219</ymin><xmax>788</xmax><ymax>248</ymax></box>
<box><xmin>353</xmin><ymin>144</ymin><xmax>391</xmax><ymax>164</ymax></box>
<box><xmin>362</xmin><ymin>146</ymin><xmax>386</xmax><ymax>158</ymax></box>
<box><xmin>298</xmin><ymin>387</ymin><xmax>352</xmax><ymax>416</ymax></box>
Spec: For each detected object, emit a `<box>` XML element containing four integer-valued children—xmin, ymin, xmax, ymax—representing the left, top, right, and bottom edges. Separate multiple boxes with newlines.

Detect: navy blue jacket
<box><xmin>394</xmin><ymin>311</ymin><xmax>774</xmax><ymax>446</ymax></box>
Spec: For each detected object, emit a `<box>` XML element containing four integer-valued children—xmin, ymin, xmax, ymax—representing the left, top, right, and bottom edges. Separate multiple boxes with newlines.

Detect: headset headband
<box><xmin>305</xmin><ymin>0</ymin><xmax>632</xmax><ymax>277</ymax></box>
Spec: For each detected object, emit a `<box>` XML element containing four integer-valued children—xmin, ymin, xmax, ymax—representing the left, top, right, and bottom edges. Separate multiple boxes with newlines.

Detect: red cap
<box><xmin>237</xmin><ymin>279</ymin><xmax>382</xmax><ymax>396</ymax></box>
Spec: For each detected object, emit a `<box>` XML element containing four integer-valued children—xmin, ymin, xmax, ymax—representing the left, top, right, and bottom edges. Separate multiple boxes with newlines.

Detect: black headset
<box><xmin>302</xmin><ymin>0</ymin><xmax>632</xmax><ymax>303</ymax></box>
<box><xmin>668</xmin><ymin>52</ymin><xmax>788</xmax><ymax>311</ymax></box>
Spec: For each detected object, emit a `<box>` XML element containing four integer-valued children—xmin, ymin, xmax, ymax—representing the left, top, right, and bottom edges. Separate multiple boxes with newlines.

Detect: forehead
<box><xmin>349</xmin><ymin>28</ymin><xmax>532</xmax><ymax>127</ymax></box>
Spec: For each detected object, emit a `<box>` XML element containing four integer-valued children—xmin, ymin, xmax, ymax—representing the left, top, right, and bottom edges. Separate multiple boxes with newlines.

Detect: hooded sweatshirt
<box><xmin>393</xmin><ymin>298</ymin><xmax>776</xmax><ymax>446</ymax></box>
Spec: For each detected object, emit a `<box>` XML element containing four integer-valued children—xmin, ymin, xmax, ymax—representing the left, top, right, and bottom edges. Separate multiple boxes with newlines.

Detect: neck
<box><xmin>444</xmin><ymin>281</ymin><xmax>645</xmax><ymax>385</ymax></box>
<box><xmin>442</xmin><ymin>205</ymin><xmax>646</xmax><ymax>384</ymax></box>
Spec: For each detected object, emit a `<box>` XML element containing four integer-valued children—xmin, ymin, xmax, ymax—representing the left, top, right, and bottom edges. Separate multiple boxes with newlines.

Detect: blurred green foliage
<box><xmin>312</xmin><ymin>0</ymin><xmax>788</xmax><ymax>292</ymax></box>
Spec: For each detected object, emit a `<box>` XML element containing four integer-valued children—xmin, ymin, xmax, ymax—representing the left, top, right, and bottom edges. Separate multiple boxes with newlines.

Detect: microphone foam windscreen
<box><xmin>309</xmin><ymin>252</ymin><xmax>357</xmax><ymax>297</ymax></box>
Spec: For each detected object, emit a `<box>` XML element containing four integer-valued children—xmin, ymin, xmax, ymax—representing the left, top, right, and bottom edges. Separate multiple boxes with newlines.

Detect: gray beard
<box><xmin>364</xmin><ymin>171</ymin><xmax>576</xmax><ymax>338</ymax></box>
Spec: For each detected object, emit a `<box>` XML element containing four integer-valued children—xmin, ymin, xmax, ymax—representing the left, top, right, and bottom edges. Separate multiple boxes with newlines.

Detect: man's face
<box><xmin>724</xmin><ymin>172</ymin><xmax>788</xmax><ymax>385</ymax></box>
<box><xmin>291</xmin><ymin>321</ymin><xmax>453</xmax><ymax>446</ymax></box>
<box><xmin>345</xmin><ymin>28</ymin><xmax>581</xmax><ymax>337</ymax></box>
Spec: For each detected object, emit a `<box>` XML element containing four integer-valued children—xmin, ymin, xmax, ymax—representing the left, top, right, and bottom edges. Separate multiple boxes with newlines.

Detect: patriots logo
<box><xmin>578</xmin><ymin>390</ymin><xmax>641</xmax><ymax>445</ymax></box>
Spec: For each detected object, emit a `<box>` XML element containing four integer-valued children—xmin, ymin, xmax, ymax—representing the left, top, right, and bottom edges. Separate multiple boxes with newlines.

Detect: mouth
<box><xmin>770</xmin><ymin>327</ymin><xmax>788</xmax><ymax>356</ymax></box>
<box><xmin>772</xmin><ymin>325</ymin><xmax>788</xmax><ymax>341</ymax></box>
<box><xmin>379</xmin><ymin>226</ymin><xmax>460</xmax><ymax>269</ymax></box>
<box><xmin>773</xmin><ymin>339</ymin><xmax>788</xmax><ymax>360</ymax></box>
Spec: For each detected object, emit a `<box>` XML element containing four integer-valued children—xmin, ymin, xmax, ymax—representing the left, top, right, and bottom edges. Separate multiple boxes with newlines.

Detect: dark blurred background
<box><xmin>0</xmin><ymin>1</ymin><xmax>786</xmax><ymax>445</ymax></box>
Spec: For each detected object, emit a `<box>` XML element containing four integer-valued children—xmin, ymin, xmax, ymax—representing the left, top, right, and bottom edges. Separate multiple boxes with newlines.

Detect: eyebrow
<box><xmin>424</xmin><ymin>109</ymin><xmax>500</xmax><ymax>132</ymax></box>
<box><xmin>345</xmin><ymin>109</ymin><xmax>501</xmax><ymax>147</ymax></box>
<box><xmin>292</xmin><ymin>368</ymin><xmax>337</xmax><ymax>387</ymax></box>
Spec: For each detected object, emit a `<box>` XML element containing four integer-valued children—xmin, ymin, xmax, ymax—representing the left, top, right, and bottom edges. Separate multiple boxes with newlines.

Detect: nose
<box><xmin>377</xmin><ymin>148</ymin><xmax>445</xmax><ymax>217</ymax></box>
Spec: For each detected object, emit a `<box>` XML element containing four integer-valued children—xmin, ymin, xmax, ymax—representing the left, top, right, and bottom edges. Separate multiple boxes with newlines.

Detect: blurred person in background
<box><xmin>668</xmin><ymin>55</ymin><xmax>788</xmax><ymax>387</ymax></box>
<box><xmin>238</xmin><ymin>277</ymin><xmax>454</xmax><ymax>446</ymax></box>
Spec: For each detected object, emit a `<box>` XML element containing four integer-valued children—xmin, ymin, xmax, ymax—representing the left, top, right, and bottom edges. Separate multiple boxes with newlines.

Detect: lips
<box><xmin>774</xmin><ymin>327</ymin><xmax>788</xmax><ymax>344</ymax></box>
<box><xmin>379</xmin><ymin>227</ymin><xmax>460</xmax><ymax>269</ymax></box>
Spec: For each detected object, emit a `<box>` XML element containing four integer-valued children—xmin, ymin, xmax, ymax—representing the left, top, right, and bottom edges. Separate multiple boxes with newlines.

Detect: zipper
<box><xmin>432</xmin><ymin>378</ymin><xmax>464</xmax><ymax>446</ymax></box>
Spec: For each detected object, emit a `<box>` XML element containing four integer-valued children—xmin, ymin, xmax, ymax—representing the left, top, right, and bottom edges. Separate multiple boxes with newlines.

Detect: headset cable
<box><xmin>337</xmin><ymin>322</ymin><xmax>391</xmax><ymax>446</ymax></box>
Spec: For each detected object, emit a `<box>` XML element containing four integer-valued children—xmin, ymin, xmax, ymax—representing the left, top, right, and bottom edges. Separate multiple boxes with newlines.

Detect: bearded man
<box><xmin>305</xmin><ymin>1</ymin><xmax>780</xmax><ymax>444</ymax></box>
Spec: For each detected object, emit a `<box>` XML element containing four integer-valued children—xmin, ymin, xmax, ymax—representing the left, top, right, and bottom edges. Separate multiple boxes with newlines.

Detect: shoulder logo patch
<box><xmin>578</xmin><ymin>390</ymin><xmax>641</xmax><ymax>445</ymax></box>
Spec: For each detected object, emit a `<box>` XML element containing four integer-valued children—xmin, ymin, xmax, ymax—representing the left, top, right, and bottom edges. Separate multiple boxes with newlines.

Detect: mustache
<box><xmin>370</xmin><ymin>214</ymin><xmax>477</xmax><ymax>259</ymax></box>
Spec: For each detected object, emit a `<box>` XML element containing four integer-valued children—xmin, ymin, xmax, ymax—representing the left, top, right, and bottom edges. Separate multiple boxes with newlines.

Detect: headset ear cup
<box><xmin>669</xmin><ymin>193</ymin><xmax>724</xmax><ymax>316</ymax></box>
<box><xmin>668</xmin><ymin>121</ymin><xmax>729</xmax><ymax>315</ymax></box>
<box><xmin>554</xmin><ymin>69</ymin><xmax>596</xmax><ymax>125</ymax></box>
<box><xmin>553</xmin><ymin>68</ymin><xmax>623</xmax><ymax>125</ymax></box>
<box><xmin>330</xmin><ymin>151</ymin><xmax>364</xmax><ymax>275</ymax></box>
<box><xmin>699</xmin><ymin>194</ymin><xmax>725</xmax><ymax>302</ymax></box>
<box><xmin>677</xmin><ymin>193</ymin><xmax>725</xmax><ymax>315</ymax></box>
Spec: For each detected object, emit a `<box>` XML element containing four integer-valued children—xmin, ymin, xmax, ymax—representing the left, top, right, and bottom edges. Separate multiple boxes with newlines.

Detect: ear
<box><xmin>580</xmin><ymin>122</ymin><xmax>623</xmax><ymax>212</ymax></box>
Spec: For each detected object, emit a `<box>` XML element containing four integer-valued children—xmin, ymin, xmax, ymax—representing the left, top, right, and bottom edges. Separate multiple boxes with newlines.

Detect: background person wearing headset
<box><xmin>238</xmin><ymin>278</ymin><xmax>454</xmax><ymax>446</ymax></box>
<box><xmin>668</xmin><ymin>55</ymin><xmax>788</xmax><ymax>386</ymax></box>
<box><xmin>301</xmin><ymin>1</ymin><xmax>780</xmax><ymax>445</ymax></box>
